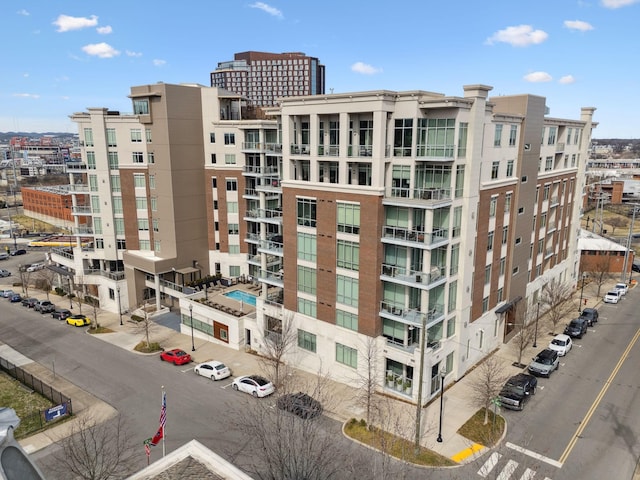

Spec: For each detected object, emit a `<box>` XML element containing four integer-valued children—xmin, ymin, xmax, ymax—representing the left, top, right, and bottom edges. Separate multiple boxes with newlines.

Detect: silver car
<box><xmin>528</xmin><ymin>349</ymin><xmax>559</xmax><ymax>378</ymax></box>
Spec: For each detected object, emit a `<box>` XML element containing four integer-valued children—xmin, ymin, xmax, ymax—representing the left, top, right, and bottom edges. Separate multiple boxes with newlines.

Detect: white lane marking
<box><xmin>519</xmin><ymin>468</ymin><xmax>536</xmax><ymax>480</ymax></box>
<box><xmin>478</xmin><ymin>452</ymin><xmax>502</xmax><ymax>477</ymax></box>
<box><xmin>180</xmin><ymin>366</ymin><xmax>193</xmax><ymax>373</ymax></box>
<box><xmin>506</xmin><ymin>442</ymin><xmax>563</xmax><ymax>468</ymax></box>
<box><xmin>497</xmin><ymin>459</ymin><xmax>518</xmax><ymax>480</ymax></box>
<box><xmin>221</xmin><ymin>381</ymin><xmax>234</xmax><ymax>389</ymax></box>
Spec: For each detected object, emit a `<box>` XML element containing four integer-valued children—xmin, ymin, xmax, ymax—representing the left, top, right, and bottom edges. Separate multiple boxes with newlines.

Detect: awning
<box><xmin>175</xmin><ymin>267</ymin><xmax>199</xmax><ymax>275</ymax></box>
<box><xmin>495</xmin><ymin>296</ymin><xmax>523</xmax><ymax>314</ymax></box>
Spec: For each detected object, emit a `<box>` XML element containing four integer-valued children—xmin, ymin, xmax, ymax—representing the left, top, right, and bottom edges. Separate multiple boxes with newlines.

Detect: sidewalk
<box><xmin>3</xmin><ymin>276</ymin><xmax>621</xmax><ymax>464</ymax></box>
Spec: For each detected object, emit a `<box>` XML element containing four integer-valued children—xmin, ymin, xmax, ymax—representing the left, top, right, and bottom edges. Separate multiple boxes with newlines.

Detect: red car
<box><xmin>160</xmin><ymin>349</ymin><xmax>191</xmax><ymax>365</ymax></box>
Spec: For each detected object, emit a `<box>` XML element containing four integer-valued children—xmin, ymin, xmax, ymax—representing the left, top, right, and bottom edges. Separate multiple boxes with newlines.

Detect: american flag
<box><xmin>159</xmin><ymin>392</ymin><xmax>166</xmax><ymax>428</ymax></box>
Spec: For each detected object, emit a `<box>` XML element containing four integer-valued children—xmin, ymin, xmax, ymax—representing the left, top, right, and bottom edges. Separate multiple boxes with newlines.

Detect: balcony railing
<box><xmin>74</xmin><ymin>226</ymin><xmax>94</xmax><ymax>235</ymax></box>
<box><xmin>71</xmin><ymin>206</ymin><xmax>92</xmax><ymax>215</ymax></box>
<box><xmin>382</xmin><ymin>225</ymin><xmax>449</xmax><ymax>245</ymax></box>
<box><xmin>241</xmin><ymin>142</ymin><xmax>265</xmax><ymax>151</ymax></box>
<box><xmin>413</xmin><ymin>187</ymin><xmax>452</xmax><ymax>201</ymax></box>
<box><xmin>65</xmin><ymin>162</ymin><xmax>87</xmax><ymax>171</ymax></box>
<box><xmin>51</xmin><ymin>247</ymin><xmax>73</xmax><ymax>260</ymax></box>
<box><xmin>243</xmin><ymin>165</ymin><xmax>279</xmax><ymax>175</ymax></box>
<box><xmin>84</xmin><ymin>269</ymin><xmax>125</xmax><ymax>281</ymax></box>
<box><xmin>379</xmin><ymin>300</ymin><xmax>444</xmax><ymax>325</ymax></box>
<box><xmin>385</xmin><ymin>371</ymin><xmax>413</xmax><ymax>395</ymax></box>
<box><xmin>265</xmin><ymin>143</ymin><xmax>282</xmax><ymax>154</ymax></box>
<box><xmin>381</xmin><ymin>263</ymin><xmax>446</xmax><ymax>286</ymax></box>
<box><xmin>290</xmin><ymin>144</ymin><xmax>310</xmax><ymax>155</ymax></box>
<box><xmin>556</xmin><ymin>142</ymin><xmax>565</xmax><ymax>153</ymax></box>
<box><xmin>318</xmin><ymin>145</ymin><xmax>339</xmax><ymax>156</ymax></box>
<box><xmin>415</xmin><ymin>145</ymin><xmax>455</xmax><ymax>159</ymax></box>
<box><xmin>258</xmin><ymin>239</ymin><xmax>283</xmax><ymax>254</ymax></box>
<box><xmin>245</xmin><ymin>208</ymin><xmax>283</xmax><ymax>220</ymax></box>
<box><xmin>347</xmin><ymin>145</ymin><xmax>373</xmax><ymax>157</ymax></box>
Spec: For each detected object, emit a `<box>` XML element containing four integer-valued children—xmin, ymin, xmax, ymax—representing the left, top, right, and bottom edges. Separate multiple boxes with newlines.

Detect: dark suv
<box><xmin>579</xmin><ymin>308</ymin><xmax>599</xmax><ymax>327</ymax></box>
<box><xmin>498</xmin><ymin>373</ymin><xmax>538</xmax><ymax>411</ymax></box>
<box><xmin>564</xmin><ymin>317</ymin><xmax>588</xmax><ymax>339</ymax></box>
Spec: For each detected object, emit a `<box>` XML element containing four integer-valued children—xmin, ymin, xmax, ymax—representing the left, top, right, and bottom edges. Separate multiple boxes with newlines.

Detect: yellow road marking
<box><xmin>451</xmin><ymin>442</ymin><xmax>484</xmax><ymax>462</ymax></box>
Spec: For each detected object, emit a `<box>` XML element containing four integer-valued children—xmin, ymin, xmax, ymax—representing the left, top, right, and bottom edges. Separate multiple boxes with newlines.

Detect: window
<box><xmin>336</xmin><ymin>343</ymin><xmax>357</xmax><ymax>368</ymax></box>
<box><xmin>505</xmin><ymin>193</ymin><xmax>512</xmax><ymax>213</ymax></box>
<box><xmin>212</xmin><ymin>177</ymin><xmax>217</xmax><ymax>188</ymax></box>
<box><xmin>297</xmin><ymin>233</ymin><xmax>317</xmax><ymax>261</ymax></box>
<box><xmin>225</xmin><ymin>154</ymin><xmax>236</xmax><ymax>165</ymax></box>
<box><xmin>134</xmin><ymin>174</ymin><xmax>146</xmax><ymax>188</ymax></box>
<box><xmin>153</xmin><ymin>218</ymin><xmax>159</xmax><ymax>232</ymax></box>
<box><xmin>337</xmin><ymin>275</ymin><xmax>358</xmax><ymax>307</ymax></box>
<box><xmin>147</xmin><ymin>152</ymin><xmax>155</xmax><ymax>164</ymax></box>
<box><xmin>506</xmin><ymin>160</ymin><xmax>514</xmax><ymax>177</ymax></box>
<box><xmin>450</xmin><ymin>244</ymin><xmax>459</xmax><ymax>275</ymax></box>
<box><xmin>297</xmin><ymin>266</ymin><xmax>316</xmax><ymax>294</ymax></box>
<box><xmin>485</xmin><ymin>265</ymin><xmax>491</xmax><ymax>284</ymax></box>
<box><xmin>487</xmin><ymin>231</ymin><xmax>494</xmax><ymax>251</ymax></box>
<box><xmin>227</xmin><ymin>202</ymin><xmax>238</xmax><ymax>213</ymax></box>
<box><xmin>131</xmin><ymin>129</ymin><xmax>142</xmax><ymax>143</ymax></box>
<box><xmin>226</xmin><ymin>179</ymin><xmax>237</xmax><ymax>191</ymax></box>
<box><xmin>150</xmin><ymin>197</ymin><xmax>157</xmax><ymax>211</ymax></box>
<box><xmin>135</xmin><ymin>197</ymin><xmax>147</xmax><ymax>210</ymax></box>
<box><xmin>489</xmin><ymin>197</ymin><xmax>497</xmax><ymax>217</ymax></box>
<box><xmin>83</xmin><ymin>128</ymin><xmax>94</xmax><ymax>147</ymax></box>
<box><xmin>494</xmin><ymin>124</ymin><xmax>503</xmax><ymax>147</ymax></box>
<box><xmin>497</xmin><ymin>288</ymin><xmax>503</xmax><ymax>303</ymax></box>
<box><xmin>482</xmin><ymin>296</ymin><xmax>489</xmax><ymax>313</ymax></box>
<box><xmin>149</xmin><ymin>175</ymin><xmax>156</xmax><ymax>190</ymax></box>
<box><xmin>547</xmin><ymin>126</ymin><xmax>557</xmax><ymax>145</ymax></box>
<box><xmin>417</xmin><ymin>118</ymin><xmax>455</xmax><ymax>157</ymax></box>
<box><xmin>106</xmin><ymin>128</ymin><xmax>117</xmax><ymax>147</ymax></box>
<box><xmin>229</xmin><ymin>266</ymin><xmax>240</xmax><ymax>277</ymax></box>
<box><xmin>297</xmin><ymin>198</ymin><xmax>317</xmax><ymax>227</ymax></box>
<box><xmin>298</xmin><ymin>330</ymin><xmax>317</xmax><ymax>352</ymax></box>
<box><xmin>445</xmin><ymin>352</ymin><xmax>454</xmax><ymax>373</ymax></box>
<box><xmin>146</xmin><ymin>129</ymin><xmax>152</xmax><ymax>143</ymax></box>
<box><xmin>500</xmin><ymin>257</ymin><xmax>506</xmax><ymax>276</ymax></box>
<box><xmin>91</xmin><ymin>196</ymin><xmax>100</xmax><ymax>213</ymax></box>
<box><xmin>545</xmin><ymin>157</ymin><xmax>553</xmax><ymax>171</ymax></box>
<box><xmin>457</xmin><ymin>122</ymin><xmax>468</xmax><ymax>158</ymax></box>
<box><xmin>154</xmin><ymin>240</ymin><xmax>161</xmax><ymax>252</ymax></box>
<box><xmin>337</xmin><ymin>202</ymin><xmax>360</xmax><ymax>234</ymax></box>
<box><xmin>393</xmin><ymin>118</ymin><xmax>413</xmax><ymax>157</ymax></box>
<box><xmin>297</xmin><ymin>297</ymin><xmax>317</xmax><ymax>317</ymax></box>
<box><xmin>108</xmin><ymin>152</ymin><xmax>119</xmax><ymax>169</ymax></box>
<box><xmin>337</xmin><ymin>240</ymin><xmax>359</xmax><ymax>271</ymax></box>
<box><xmin>93</xmin><ymin>217</ymin><xmax>102</xmax><ymax>235</ymax></box>
<box><xmin>137</xmin><ymin>218</ymin><xmax>149</xmax><ymax>231</ymax></box>
<box><xmin>448</xmin><ymin>280</ymin><xmax>457</xmax><ymax>312</ymax></box>
<box><xmin>228</xmin><ymin>224</ymin><xmax>239</xmax><ymax>235</ymax></box>
<box><xmin>132</xmin><ymin>152</ymin><xmax>144</xmax><ymax>163</ymax></box>
<box><xmin>133</xmin><ymin>99</ymin><xmax>149</xmax><ymax>115</ymax></box>
<box><xmin>455</xmin><ymin>165</ymin><xmax>465</xmax><ymax>198</ymax></box>
<box><xmin>210</xmin><ymin>133</ymin><xmax>216</xmax><ymax>143</ymax></box>
<box><xmin>452</xmin><ymin>206</ymin><xmax>462</xmax><ymax>238</ymax></box>
<box><xmin>228</xmin><ymin>245</ymin><xmax>240</xmax><ymax>254</ymax></box>
<box><xmin>89</xmin><ymin>175</ymin><xmax>98</xmax><ymax>192</ymax></box>
<box><xmin>112</xmin><ymin>196</ymin><xmax>123</xmax><ymax>214</ymax></box>
<box><xmin>115</xmin><ymin>218</ymin><xmax>125</xmax><ymax>235</ymax></box>
<box><xmin>502</xmin><ymin>225</ymin><xmax>509</xmax><ymax>245</ymax></box>
<box><xmin>86</xmin><ymin>151</ymin><xmax>96</xmax><ymax>169</ymax></box>
<box><xmin>491</xmin><ymin>161</ymin><xmax>499</xmax><ymax>179</ymax></box>
<box><xmin>224</xmin><ymin>133</ymin><xmax>235</xmax><ymax>145</ymax></box>
<box><xmin>509</xmin><ymin>125</ymin><xmax>517</xmax><ymax>146</ymax></box>
<box><xmin>336</xmin><ymin>310</ymin><xmax>358</xmax><ymax>331</ymax></box>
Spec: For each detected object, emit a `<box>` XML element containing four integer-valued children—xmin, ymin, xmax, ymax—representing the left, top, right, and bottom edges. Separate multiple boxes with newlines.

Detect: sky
<box><xmin>1</xmin><ymin>0</ymin><xmax>639</xmax><ymax>139</ymax></box>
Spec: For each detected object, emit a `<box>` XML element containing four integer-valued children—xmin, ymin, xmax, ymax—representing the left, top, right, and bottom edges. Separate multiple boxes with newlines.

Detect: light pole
<box><xmin>67</xmin><ymin>277</ymin><xmax>73</xmax><ymax>309</ymax></box>
<box><xmin>578</xmin><ymin>273</ymin><xmax>587</xmax><ymax>313</ymax></box>
<box><xmin>117</xmin><ymin>286</ymin><xmax>122</xmax><ymax>326</ymax></box>
<box><xmin>533</xmin><ymin>300</ymin><xmax>540</xmax><ymax>348</ymax></box>
<box><xmin>414</xmin><ymin>312</ymin><xmax>428</xmax><ymax>453</ymax></box>
<box><xmin>189</xmin><ymin>304</ymin><xmax>195</xmax><ymax>351</ymax></box>
<box><xmin>436</xmin><ymin>370</ymin><xmax>446</xmax><ymax>443</ymax></box>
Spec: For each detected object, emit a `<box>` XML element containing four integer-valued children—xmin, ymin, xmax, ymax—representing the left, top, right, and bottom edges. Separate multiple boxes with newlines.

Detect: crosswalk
<box><xmin>477</xmin><ymin>452</ymin><xmax>552</xmax><ymax>480</ymax></box>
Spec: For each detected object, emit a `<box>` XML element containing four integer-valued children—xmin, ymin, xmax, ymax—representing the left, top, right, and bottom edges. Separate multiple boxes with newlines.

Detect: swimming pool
<box><xmin>224</xmin><ymin>289</ymin><xmax>257</xmax><ymax>307</ymax></box>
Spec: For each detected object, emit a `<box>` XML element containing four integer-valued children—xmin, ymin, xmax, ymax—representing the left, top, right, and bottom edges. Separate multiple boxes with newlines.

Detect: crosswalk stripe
<box><xmin>478</xmin><ymin>452</ymin><xmax>502</xmax><ymax>477</ymax></box>
<box><xmin>519</xmin><ymin>468</ymin><xmax>536</xmax><ymax>480</ymax></box>
<box><xmin>497</xmin><ymin>459</ymin><xmax>518</xmax><ymax>480</ymax></box>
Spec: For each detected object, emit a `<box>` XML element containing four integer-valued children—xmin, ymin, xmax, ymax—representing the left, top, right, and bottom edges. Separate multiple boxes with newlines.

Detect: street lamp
<box><xmin>533</xmin><ymin>300</ymin><xmax>540</xmax><ymax>348</ymax></box>
<box><xmin>414</xmin><ymin>313</ymin><xmax>428</xmax><ymax>453</ymax></box>
<box><xmin>117</xmin><ymin>286</ymin><xmax>122</xmax><ymax>326</ymax></box>
<box><xmin>189</xmin><ymin>304</ymin><xmax>195</xmax><ymax>352</ymax></box>
<box><xmin>578</xmin><ymin>273</ymin><xmax>587</xmax><ymax>313</ymax></box>
<box><xmin>436</xmin><ymin>370</ymin><xmax>446</xmax><ymax>443</ymax></box>
<box><xmin>67</xmin><ymin>277</ymin><xmax>73</xmax><ymax>309</ymax></box>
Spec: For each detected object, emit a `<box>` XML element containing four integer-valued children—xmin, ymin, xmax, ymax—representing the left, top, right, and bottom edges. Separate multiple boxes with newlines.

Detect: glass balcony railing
<box><xmin>382</xmin><ymin>225</ymin><xmax>449</xmax><ymax>245</ymax></box>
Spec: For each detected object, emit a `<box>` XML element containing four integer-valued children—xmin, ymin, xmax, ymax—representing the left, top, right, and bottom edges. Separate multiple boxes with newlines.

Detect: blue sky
<box><xmin>1</xmin><ymin>0</ymin><xmax>639</xmax><ymax>138</ymax></box>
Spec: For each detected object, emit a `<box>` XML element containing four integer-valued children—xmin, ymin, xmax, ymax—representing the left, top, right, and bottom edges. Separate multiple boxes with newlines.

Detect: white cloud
<box><xmin>97</xmin><ymin>25</ymin><xmax>112</xmax><ymax>34</ymax></box>
<box><xmin>564</xmin><ymin>20</ymin><xmax>594</xmax><ymax>31</ymax></box>
<box><xmin>486</xmin><ymin>25</ymin><xmax>548</xmax><ymax>47</ymax></box>
<box><xmin>81</xmin><ymin>43</ymin><xmax>120</xmax><ymax>58</ymax></box>
<box><xmin>153</xmin><ymin>59</ymin><xmax>166</xmax><ymax>66</ymax></box>
<box><xmin>523</xmin><ymin>71</ymin><xmax>553</xmax><ymax>82</ymax></box>
<box><xmin>13</xmin><ymin>93</ymin><xmax>40</xmax><ymax>99</ymax></box>
<box><xmin>17</xmin><ymin>9</ymin><xmax>29</xmax><ymax>16</ymax></box>
<box><xmin>126</xmin><ymin>50</ymin><xmax>143</xmax><ymax>57</ymax></box>
<box><xmin>601</xmin><ymin>0</ymin><xmax>640</xmax><ymax>8</ymax></box>
<box><xmin>53</xmin><ymin>14</ymin><xmax>98</xmax><ymax>32</ymax></box>
<box><xmin>250</xmin><ymin>2</ymin><xmax>283</xmax><ymax>18</ymax></box>
<box><xmin>559</xmin><ymin>75</ymin><xmax>576</xmax><ymax>84</ymax></box>
<box><xmin>351</xmin><ymin>62</ymin><xmax>383</xmax><ymax>75</ymax></box>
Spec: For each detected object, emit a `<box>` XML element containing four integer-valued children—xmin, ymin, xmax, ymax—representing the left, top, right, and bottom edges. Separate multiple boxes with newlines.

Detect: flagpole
<box><xmin>161</xmin><ymin>386</ymin><xmax>166</xmax><ymax>458</ymax></box>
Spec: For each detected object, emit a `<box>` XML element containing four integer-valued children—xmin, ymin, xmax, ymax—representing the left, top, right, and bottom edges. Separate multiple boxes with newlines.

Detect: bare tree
<box><xmin>50</xmin><ymin>414</ymin><xmax>137</xmax><ymax>480</ymax></box>
<box><xmin>132</xmin><ymin>302</ymin><xmax>158</xmax><ymax>350</ymax></box>
<box><xmin>510</xmin><ymin>302</ymin><xmax>536</xmax><ymax>368</ymax></box>
<box><xmin>467</xmin><ymin>355</ymin><xmax>510</xmax><ymax>425</ymax></box>
<box><xmin>356</xmin><ymin>337</ymin><xmax>380</xmax><ymax>429</ymax></box>
<box><xmin>540</xmin><ymin>279</ymin><xmax>575</xmax><ymax>335</ymax></box>
<box><xmin>259</xmin><ymin>311</ymin><xmax>297</xmax><ymax>388</ymax></box>
<box><xmin>607</xmin><ymin>216</ymin><xmax>628</xmax><ymax>235</ymax></box>
<box><xmin>36</xmin><ymin>267</ymin><xmax>57</xmax><ymax>300</ymax></box>
<box><xmin>18</xmin><ymin>267</ymin><xmax>33</xmax><ymax>296</ymax></box>
<box><xmin>85</xmin><ymin>296</ymin><xmax>100</xmax><ymax>329</ymax></box>
<box><xmin>587</xmin><ymin>252</ymin><xmax>613</xmax><ymax>298</ymax></box>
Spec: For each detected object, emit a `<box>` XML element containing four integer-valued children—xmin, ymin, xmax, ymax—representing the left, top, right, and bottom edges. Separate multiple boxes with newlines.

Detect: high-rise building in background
<box><xmin>210</xmin><ymin>51</ymin><xmax>325</xmax><ymax>107</ymax></box>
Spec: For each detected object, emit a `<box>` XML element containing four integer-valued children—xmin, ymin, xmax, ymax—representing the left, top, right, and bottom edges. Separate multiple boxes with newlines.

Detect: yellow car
<box><xmin>66</xmin><ymin>314</ymin><xmax>91</xmax><ymax>327</ymax></box>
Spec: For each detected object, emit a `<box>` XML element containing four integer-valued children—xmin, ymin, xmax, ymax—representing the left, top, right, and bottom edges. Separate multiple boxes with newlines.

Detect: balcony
<box><xmin>244</xmin><ymin>208</ymin><xmax>283</xmax><ymax>224</ymax></box>
<box><xmin>73</xmin><ymin>226</ymin><xmax>94</xmax><ymax>235</ymax></box>
<box><xmin>65</xmin><ymin>184</ymin><xmax>90</xmax><ymax>193</ymax></box>
<box><xmin>256</xmin><ymin>268</ymin><xmax>284</xmax><ymax>288</ymax></box>
<box><xmin>382</xmin><ymin>225</ymin><xmax>449</xmax><ymax>248</ymax></box>
<box><xmin>555</xmin><ymin>142</ymin><xmax>565</xmax><ymax>153</ymax></box>
<box><xmin>318</xmin><ymin>145</ymin><xmax>339</xmax><ymax>156</ymax></box>
<box><xmin>384</xmin><ymin>186</ymin><xmax>452</xmax><ymax>206</ymax></box>
<box><xmin>380</xmin><ymin>300</ymin><xmax>444</xmax><ymax>326</ymax></box>
<box><xmin>242</xmin><ymin>164</ymin><xmax>279</xmax><ymax>176</ymax></box>
<box><xmin>71</xmin><ymin>206</ymin><xmax>92</xmax><ymax>215</ymax></box>
<box><xmin>241</xmin><ymin>142</ymin><xmax>265</xmax><ymax>152</ymax></box>
<box><xmin>84</xmin><ymin>268</ymin><xmax>125</xmax><ymax>281</ymax></box>
<box><xmin>65</xmin><ymin>161</ymin><xmax>87</xmax><ymax>171</ymax></box>
<box><xmin>347</xmin><ymin>145</ymin><xmax>373</xmax><ymax>157</ymax></box>
<box><xmin>257</xmin><ymin>239</ymin><xmax>283</xmax><ymax>255</ymax></box>
<box><xmin>255</xmin><ymin>177</ymin><xmax>281</xmax><ymax>194</ymax></box>
<box><xmin>415</xmin><ymin>145</ymin><xmax>455</xmax><ymax>161</ymax></box>
<box><xmin>385</xmin><ymin>372</ymin><xmax>414</xmax><ymax>396</ymax></box>
<box><xmin>381</xmin><ymin>263</ymin><xmax>446</xmax><ymax>289</ymax></box>
<box><xmin>265</xmin><ymin>143</ymin><xmax>282</xmax><ymax>155</ymax></box>
<box><xmin>290</xmin><ymin>144</ymin><xmax>310</xmax><ymax>155</ymax></box>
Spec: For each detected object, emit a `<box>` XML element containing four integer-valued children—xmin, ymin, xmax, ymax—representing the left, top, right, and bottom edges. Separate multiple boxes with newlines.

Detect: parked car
<box><xmin>194</xmin><ymin>360</ymin><xmax>231</xmax><ymax>380</ymax></box>
<box><xmin>548</xmin><ymin>333</ymin><xmax>573</xmax><ymax>356</ymax></box>
<box><xmin>51</xmin><ymin>309</ymin><xmax>72</xmax><ymax>320</ymax></box>
<box><xmin>9</xmin><ymin>293</ymin><xmax>21</xmax><ymax>303</ymax></box>
<box><xmin>34</xmin><ymin>300</ymin><xmax>55</xmax><ymax>313</ymax></box>
<box><xmin>1</xmin><ymin>290</ymin><xmax>15</xmax><ymax>298</ymax></box>
<box><xmin>604</xmin><ymin>290</ymin><xmax>621</xmax><ymax>304</ymax></box>
<box><xmin>160</xmin><ymin>349</ymin><xmax>192</xmax><ymax>365</ymax></box>
<box><xmin>579</xmin><ymin>307</ymin><xmax>599</xmax><ymax>327</ymax></box>
<box><xmin>632</xmin><ymin>263</ymin><xmax>640</xmax><ymax>273</ymax></box>
<box><xmin>66</xmin><ymin>314</ymin><xmax>91</xmax><ymax>327</ymax></box>
<box><xmin>564</xmin><ymin>318</ymin><xmax>588</xmax><ymax>339</ymax></box>
<box><xmin>614</xmin><ymin>282</ymin><xmax>629</xmax><ymax>296</ymax></box>
<box><xmin>26</xmin><ymin>263</ymin><xmax>45</xmax><ymax>272</ymax></box>
<box><xmin>0</xmin><ymin>253</ymin><xmax>9</xmax><ymax>260</ymax></box>
<box><xmin>528</xmin><ymin>349</ymin><xmax>560</xmax><ymax>378</ymax></box>
<box><xmin>232</xmin><ymin>375</ymin><xmax>275</xmax><ymax>398</ymax></box>
<box><xmin>10</xmin><ymin>249</ymin><xmax>26</xmax><ymax>256</ymax></box>
<box><xmin>21</xmin><ymin>297</ymin><xmax>38</xmax><ymax>308</ymax></box>
<box><xmin>498</xmin><ymin>373</ymin><xmax>538</xmax><ymax>411</ymax></box>
<box><xmin>276</xmin><ymin>392</ymin><xmax>323</xmax><ymax>419</ymax></box>
<box><xmin>0</xmin><ymin>269</ymin><xmax>10</xmax><ymax>277</ymax></box>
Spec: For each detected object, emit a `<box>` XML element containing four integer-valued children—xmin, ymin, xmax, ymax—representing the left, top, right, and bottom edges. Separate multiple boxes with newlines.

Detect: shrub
<box><xmin>130</xmin><ymin>314</ymin><xmax>144</xmax><ymax>323</ymax></box>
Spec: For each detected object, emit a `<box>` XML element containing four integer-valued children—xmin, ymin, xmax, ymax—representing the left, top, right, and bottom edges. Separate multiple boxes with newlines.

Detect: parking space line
<box><xmin>180</xmin><ymin>367</ymin><xmax>193</xmax><ymax>373</ymax></box>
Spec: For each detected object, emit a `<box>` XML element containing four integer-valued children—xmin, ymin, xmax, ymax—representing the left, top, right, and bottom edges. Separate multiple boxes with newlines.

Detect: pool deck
<box><xmin>195</xmin><ymin>283</ymin><xmax>278</xmax><ymax>317</ymax></box>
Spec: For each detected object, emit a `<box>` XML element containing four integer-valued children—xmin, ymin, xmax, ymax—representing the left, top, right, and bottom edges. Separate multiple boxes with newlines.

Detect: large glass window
<box><xmin>108</xmin><ymin>152</ymin><xmax>119</xmax><ymax>169</ymax></box>
<box><xmin>337</xmin><ymin>202</ymin><xmax>360</xmax><ymax>234</ymax></box>
<box><xmin>86</xmin><ymin>151</ymin><xmax>96</xmax><ymax>170</ymax></box>
<box><xmin>93</xmin><ymin>218</ymin><xmax>102</xmax><ymax>235</ymax></box>
<box><xmin>134</xmin><ymin>174</ymin><xmax>146</xmax><ymax>188</ymax></box>
<box><xmin>391</xmin><ymin>165</ymin><xmax>411</xmax><ymax>197</ymax></box>
<box><xmin>89</xmin><ymin>175</ymin><xmax>98</xmax><ymax>192</ymax></box>
<box><xmin>298</xmin><ymin>330</ymin><xmax>317</xmax><ymax>352</ymax></box>
<box><xmin>132</xmin><ymin>152</ymin><xmax>144</xmax><ymax>163</ymax></box>
<box><xmin>297</xmin><ymin>297</ymin><xmax>317</xmax><ymax>317</ymax></box>
<box><xmin>135</xmin><ymin>197</ymin><xmax>147</xmax><ymax>210</ymax></box>
<box><xmin>131</xmin><ymin>129</ymin><xmax>142</xmax><ymax>143</ymax></box>
<box><xmin>83</xmin><ymin>128</ymin><xmax>94</xmax><ymax>147</ymax></box>
<box><xmin>337</xmin><ymin>240</ymin><xmax>359</xmax><ymax>271</ymax></box>
<box><xmin>297</xmin><ymin>198</ymin><xmax>317</xmax><ymax>227</ymax></box>
<box><xmin>112</xmin><ymin>196</ymin><xmax>122</xmax><ymax>214</ymax></box>
<box><xmin>297</xmin><ymin>233</ymin><xmax>316</xmax><ymax>261</ymax></box>
<box><xmin>106</xmin><ymin>128</ymin><xmax>117</xmax><ymax>147</ymax></box>
<box><xmin>547</xmin><ymin>126</ymin><xmax>557</xmax><ymax>145</ymax></box>
<box><xmin>114</xmin><ymin>218</ymin><xmax>125</xmax><ymax>235</ymax></box>
<box><xmin>455</xmin><ymin>165</ymin><xmax>465</xmax><ymax>198</ymax></box>
<box><xmin>393</xmin><ymin>118</ymin><xmax>413</xmax><ymax>157</ymax></box>
<box><xmin>337</xmin><ymin>275</ymin><xmax>358</xmax><ymax>307</ymax></box>
<box><xmin>224</xmin><ymin>133</ymin><xmax>235</xmax><ymax>145</ymax></box>
<box><xmin>336</xmin><ymin>343</ymin><xmax>357</xmax><ymax>368</ymax></box>
<box><xmin>457</xmin><ymin>122</ymin><xmax>468</xmax><ymax>158</ymax></box>
<box><xmin>297</xmin><ymin>266</ymin><xmax>316</xmax><ymax>294</ymax></box>
<box><xmin>494</xmin><ymin>124</ymin><xmax>503</xmax><ymax>147</ymax></box>
<box><xmin>336</xmin><ymin>310</ymin><xmax>358</xmax><ymax>331</ymax></box>
<box><xmin>91</xmin><ymin>196</ymin><xmax>100</xmax><ymax>213</ymax></box>
<box><xmin>133</xmin><ymin>99</ymin><xmax>149</xmax><ymax>114</ymax></box>
<box><xmin>509</xmin><ymin>125</ymin><xmax>517</xmax><ymax>146</ymax></box>
<box><xmin>417</xmin><ymin>118</ymin><xmax>455</xmax><ymax>157</ymax></box>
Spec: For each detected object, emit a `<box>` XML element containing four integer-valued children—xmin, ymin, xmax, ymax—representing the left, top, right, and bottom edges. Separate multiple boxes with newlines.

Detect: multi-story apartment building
<box><xmin>58</xmin><ymin>81</ymin><xmax>595</xmax><ymax>405</ymax></box>
<box><xmin>211</xmin><ymin>51</ymin><xmax>325</xmax><ymax>107</ymax></box>
<box><xmin>22</xmin><ymin>186</ymin><xmax>89</xmax><ymax>228</ymax></box>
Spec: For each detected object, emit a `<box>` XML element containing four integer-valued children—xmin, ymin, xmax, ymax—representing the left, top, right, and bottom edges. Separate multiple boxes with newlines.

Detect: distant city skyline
<box><xmin>1</xmin><ymin>0</ymin><xmax>639</xmax><ymax>137</ymax></box>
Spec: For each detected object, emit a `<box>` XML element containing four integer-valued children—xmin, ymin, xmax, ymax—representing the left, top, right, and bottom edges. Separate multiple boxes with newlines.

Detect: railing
<box><xmin>347</xmin><ymin>145</ymin><xmax>373</xmax><ymax>157</ymax></box>
<box><xmin>243</xmin><ymin>165</ymin><xmax>279</xmax><ymax>175</ymax></box>
<box><xmin>379</xmin><ymin>300</ymin><xmax>444</xmax><ymax>325</ymax></box>
<box><xmin>245</xmin><ymin>208</ymin><xmax>283</xmax><ymax>220</ymax></box>
<box><xmin>74</xmin><ymin>226</ymin><xmax>94</xmax><ymax>235</ymax></box>
<box><xmin>318</xmin><ymin>145</ymin><xmax>339</xmax><ymax>156</ymax></box>
<box><xmin>382</xmin><ymin>225</ymin><xmax>449</xmax><ymax>245</ymax></box>
<box><xmin>257</xmin><ymin>268</ymin><xmax>284</xmax><ymax>284</ymax></box>
<box><xmin>84</xmin><ymin>269</ymin><xmax>125</xmax><ymax>281</ymax></box>
<box><xmin>244</xmin><ymin>188</ymin><xmax>258</xmax><ymax>196</ymax></box>
<box><xmin>64</xmin><ymin>184</ymin><xmax>90</xmax><ymax>192</ymax></box>
<box><xmin>241</xmin><ymin>142</ymin><xmax>265</xmax><ymax>151</ymax></box>
<box><xmin>258</xmin><ymin>239</ymin><xmax>283</xmax><ymax>253</ymax></box>
<box><xmin>290</xmin><ymin>144</ymin><xmax>311</xmax><ymax>155</ymax></box>
<box><xmin>65</xmin><ymin>162</ymin><xmax>87</xmax><ymax>171</ymax></box>
<box><xmin>144</xmin><ymin>273</ymin><xmax>189</xmax><ymax>294</ymax></box>
<box><xmin>265</xmin><ymin>143</ymin><xmax>282</xmax><ymax>154</ymax></box>
<box><xmin>51</xmin><ymin>247</ymin><xmax>73</xmax><ymax>260</ymax></box>
<box><xmin>381</xmin><ymin>263</ymin><xmax>446</xmax><ymax>286</ymax></box>
<box><xmin>413</xmin><ymin>187</ymin><xmax>452</xmax><ymax>201</ymax></box>
<box><xmin>416</xmin><ymin>145</ymin><xmax>455</xmax><ymax>159</ymax></box>
<box><xmin>71</xmin><ymin>206</ymin><xmax>92</xmax><ymax>214</ymax></box>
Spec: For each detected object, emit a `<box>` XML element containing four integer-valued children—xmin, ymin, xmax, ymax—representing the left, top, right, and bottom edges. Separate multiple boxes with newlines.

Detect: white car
<box><xmin>26</xmin><ymin>263</ymin><xmax>45</xmax><ymax>272</ymax></box>
<box><xmin>232</xmin><ymin>375</ymin><xmax>275</xmax><ymax>398</ymax></box>
<box><xmin>194</xmin><ymin>360</ymin><xmax>231</xmax><ymax>381</ymax></box>
<box><xmin>604</xmin><ymin>290</ymin><xmax>621</xmax><ymax>304</ymax></box>
<box><xmin>548</xmin><ymin>333</ymin><xmax>573</xmax><ymax>356</ymax></box>
<box><xmin>614</xmin><ymin>282</ymin><xmax>629</xmax><ymax>296</ymax></box>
